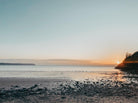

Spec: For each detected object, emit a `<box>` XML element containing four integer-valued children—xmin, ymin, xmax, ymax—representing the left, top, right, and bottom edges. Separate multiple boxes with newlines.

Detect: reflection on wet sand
<box><xmin>69</xmin><ymin>70</ymin><xmax>127</xmax><ymax>82</ymax></box>
<box><xmin>114</xmin><ymin>71</ymin><xmax>125</xmax><ymax>82</ymax></box>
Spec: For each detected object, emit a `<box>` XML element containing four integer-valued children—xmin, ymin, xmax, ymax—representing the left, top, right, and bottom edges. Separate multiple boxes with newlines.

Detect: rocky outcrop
<box><xmin>115</xmin><ymin>51</ymin><xmax>138</xmax><ymax>70</ymax></box>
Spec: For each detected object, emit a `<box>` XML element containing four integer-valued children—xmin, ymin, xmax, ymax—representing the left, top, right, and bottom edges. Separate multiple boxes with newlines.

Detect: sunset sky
<box><xmin>0</xmin><ymin>0</ymin><xmax>138</xmax><ymax>65</ymax></box>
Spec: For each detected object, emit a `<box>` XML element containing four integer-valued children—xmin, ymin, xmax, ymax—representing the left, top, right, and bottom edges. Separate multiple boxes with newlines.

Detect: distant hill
<box><xmin>115</xmin><ymin>51</ymin><xmax>138</xmax><ymax>70</ymax></box>
<box><xmin>0</xmin><ymin>63</ymin><xmax>35</xmax><ymax>65</ymax></box>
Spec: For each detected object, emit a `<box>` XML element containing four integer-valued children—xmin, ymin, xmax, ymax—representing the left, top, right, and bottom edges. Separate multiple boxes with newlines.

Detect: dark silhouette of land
<box><xmin>0</xmin><ymin>63</ymin><xmax>35</xmax><ymax>65</ymax></box>
<box><xmin>115</xmin><ymin>51</ymin><xmax>138</xmax><ymax>72</ymax></box>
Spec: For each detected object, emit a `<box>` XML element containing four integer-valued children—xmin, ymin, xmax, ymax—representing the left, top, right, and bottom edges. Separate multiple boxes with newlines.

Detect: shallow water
<box><xmin>0</xmin><ymin>65</ymin><xmax>137</xmax><ymax>82</ymax></box>
<box><xmin>0</xmin><ymin>65</ymin><xmax>120</xmax><ymax>79</ymax></box>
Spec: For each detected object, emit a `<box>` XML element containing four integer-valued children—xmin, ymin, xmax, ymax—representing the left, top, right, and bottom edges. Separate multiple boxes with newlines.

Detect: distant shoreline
<box><xmin>0</xmin><ymin>63</ymin><xmax>35</xmax><ymax>66</ymax></box>
<box><xmin>0</xmin><ymin>63</ymin><xmax>114</xmax><ymax>66</ymax></box>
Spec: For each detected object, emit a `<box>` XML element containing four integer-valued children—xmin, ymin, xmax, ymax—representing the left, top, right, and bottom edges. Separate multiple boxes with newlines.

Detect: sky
<box><xmin>0</xmin><ymin>0</ymin><xmax>138</xmax><ymax>65</ymax></box>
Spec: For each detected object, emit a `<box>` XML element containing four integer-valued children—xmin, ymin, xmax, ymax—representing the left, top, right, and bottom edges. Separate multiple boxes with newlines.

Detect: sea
<box><xmin>0</xmin><ymin>65</ymin><xmax>137</xmax><ymax>82</ymax></box>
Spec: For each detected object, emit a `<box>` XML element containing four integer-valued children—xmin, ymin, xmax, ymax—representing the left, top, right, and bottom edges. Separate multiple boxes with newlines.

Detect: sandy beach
<box><xmin>0</xmin><ymin>77</ymin><xmax>138</xmax><ymax>103</ymax></box>
<box><xmin>0</xmin><ymin>77</ymin><xmax>67</xmax><ymax>89</ymax></box>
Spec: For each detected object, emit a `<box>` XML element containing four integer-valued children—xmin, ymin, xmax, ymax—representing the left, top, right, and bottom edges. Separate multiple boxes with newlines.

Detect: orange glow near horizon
<box><xmin>0</xmin><ymin>54</ymin><xmax>125</xmax><ymax>66</ymax></box>
<box><xmin>116</xmin><ymin>61</ymin><xmax>120</xmax><ymax>64</ymax></box>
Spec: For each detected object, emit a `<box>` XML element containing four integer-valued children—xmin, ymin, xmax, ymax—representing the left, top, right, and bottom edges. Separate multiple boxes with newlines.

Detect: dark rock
<box><xmin>115</xmin><ymin>51</ymin><xmax>138</xmax><ymax>71</ymax></box>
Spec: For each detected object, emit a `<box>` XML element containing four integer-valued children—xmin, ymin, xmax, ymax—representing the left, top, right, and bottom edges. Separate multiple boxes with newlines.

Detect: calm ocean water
<box><xmin>0</xmin><ymin>65</ymin><xmax>129</xmax><ymax>81</ymax></box>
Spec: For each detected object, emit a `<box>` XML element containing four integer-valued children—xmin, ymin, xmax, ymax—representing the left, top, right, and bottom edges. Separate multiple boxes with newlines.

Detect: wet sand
<box><xmin>0</xmin><ymin>77</ymin><xmax>68</xmax><ymax>89</ymax></box>
<box><xmin>0</xmin><ymin>77</ymin><xmax>138</xmax><ymax>103</ymax></box>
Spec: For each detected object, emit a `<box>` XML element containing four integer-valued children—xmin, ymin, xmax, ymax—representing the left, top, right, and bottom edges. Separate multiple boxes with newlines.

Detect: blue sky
<box><xmin>0</xmin><ymin>0</ymin><xmax>138</xmax><ymax>64</ymax></box>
